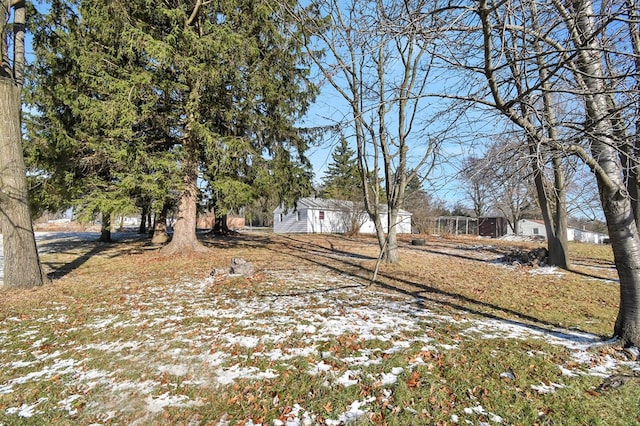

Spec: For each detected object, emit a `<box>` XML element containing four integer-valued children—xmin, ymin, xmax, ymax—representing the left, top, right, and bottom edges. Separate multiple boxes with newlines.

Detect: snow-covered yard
<box><xmin>0</xmin><ymin>232</ymin><xmax>637</xmax><ymax>424</ymax></box>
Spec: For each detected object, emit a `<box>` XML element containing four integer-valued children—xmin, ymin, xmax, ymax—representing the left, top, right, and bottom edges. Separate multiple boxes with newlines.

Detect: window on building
<box><xmin>533</xmin><ymin>228</ymin><xmax>539</xmax><ymax>235</ymax></box>
<box><xmin>295</xmin><ymin>211</ymin><xmax>300</xmax><ymax>221</ymax></box>
<box><xmin>319</xmin><ymin>211</ymin><xmax>325</xmax><ymax>220</ymax></box>
<box><xmin>279</xmin><ymin>213</ymin><xmax>283</xmax><ymax>222</ymax></box>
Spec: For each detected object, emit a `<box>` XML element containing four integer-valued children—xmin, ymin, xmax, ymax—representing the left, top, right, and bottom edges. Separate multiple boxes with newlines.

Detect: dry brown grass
<box><xmin>2</xmin><ymin>231</ymin><xmax>618</xmax><ymax>339</ymax></box>
<box><xmin>0</xmin><ymin>231</ymin><xmax>636</xmax><ymax>425</ymax></box>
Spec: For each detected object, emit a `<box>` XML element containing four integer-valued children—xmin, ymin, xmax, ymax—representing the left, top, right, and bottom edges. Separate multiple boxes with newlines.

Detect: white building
<box><xmin>273</xmin><ymin>197</ymin><xmax>412</xmax><ymax>234</ymax></box>
<box><xmin>515</xmin><ymin>219</ymin><xmax>608</xmax><ymax>244</ymax></box>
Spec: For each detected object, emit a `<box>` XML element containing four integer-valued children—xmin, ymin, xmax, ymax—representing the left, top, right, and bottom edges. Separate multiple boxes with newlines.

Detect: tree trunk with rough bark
<box><xmin>0</xmin><ymin>79</ymin><xmax>46</xmax><ymax>288</ymax></box>
<box><xmin>98</xmin><ymin>212</ymin><xmax>112</xmax><ymax>242</ymax></box>
<box><xmin>531</xmin><ymin>151</ymin><xmax>570</xmax><ymax>269</ymax></box>
<box><xmin>151</xmin><ymin>205</ymin><xmax>170</xmax><ymax>244</ymax></box>
<box><xmin>138</xmin><ymin>205</ymin><xmax>148</xmax><ymax>234</ymax></box>
<box><xmin>564</xmin><ymin>0</ymin><xmax>640</xmax><ymax>346</ymax></box>
<box><xmin>213</xmin><ymin>214</ymin><xmax>229</xmax><ymax>234</ymax></box>
<box><xmin>0</xmin><ymin>1</ymin><xmax>46</xmax><ymax>288</ymax></box>
<box><xmin>160</xmin><ymin>137</ymin><xmax>207</xmax><ymax>255</ymax></box>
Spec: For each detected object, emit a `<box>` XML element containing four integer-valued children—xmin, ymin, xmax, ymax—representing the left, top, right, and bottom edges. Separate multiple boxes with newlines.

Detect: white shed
<box><xmin>273</xmin><ymin>197</ymin><xmax>412</xmax><ymax>234</ymax></box>
<box><xmin>516</xmin><ymin>219</ymin><xmax>546</xmax><ymax>238</ymax></box>
<box><xmin>568</xmin><ymin>227</ymin><xmax>608</xmax><ymax>244</ymax></box>
<box><xmin>515</xmin><ymin>218</ymin><xmax>608</xmax><ymax>243</ymax></box>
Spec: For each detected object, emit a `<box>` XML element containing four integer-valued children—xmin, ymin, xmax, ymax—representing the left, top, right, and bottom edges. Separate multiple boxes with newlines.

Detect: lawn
<box><xmin>0</xmin><ymin>231</ymin><xmax>638</xmax><ymax>425</ymax></box>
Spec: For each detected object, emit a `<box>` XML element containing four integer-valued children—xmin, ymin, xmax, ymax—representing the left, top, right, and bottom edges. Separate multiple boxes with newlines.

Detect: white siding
<box><xmin>570</xmin><ymin>228</ymin><xmax>608</xmax><ymax>244</ymax></box>
<box><xmin>518</xmin><ymin>219</ymin><xmax>547</xmax><ymax>238</ymax></box>
<box><xmin>359</xmin><ymin>213</ymin><xmax>412</xmax><ymax>234</ymax></box>
<box><xmin>308</xmin><ymin>209</ymin><xmax>350</xmax><ymax>233</ymax></box>
<box><xmin>516</xmin><ymin>219</ymin><xmax>608</xmax><ymax>244</ymax></box>
<box><xmin>273</xmin><ymin>208</ymin><xmax>309</xmax><ymax>233</ymax></box>
<box><xmin>273</xmin><ymin>198</ymin><xmax>413</xmax><ymax>234</ymax></box>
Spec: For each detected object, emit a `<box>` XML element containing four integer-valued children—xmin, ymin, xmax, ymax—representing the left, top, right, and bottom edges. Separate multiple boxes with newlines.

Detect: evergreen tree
<box><xmin>26</xmin><ymin>1</ymin><xmax>178</xmax><ymax>243</ymax></box>
<box><xmin>320</xmin><ymin>138</ymin><xmax>361</xmax><ymax>200</ymax></box>
<box><xmin>27</xmin><ymin>0</ymin><xmax>316</xmax><ymax>253</ymax></box>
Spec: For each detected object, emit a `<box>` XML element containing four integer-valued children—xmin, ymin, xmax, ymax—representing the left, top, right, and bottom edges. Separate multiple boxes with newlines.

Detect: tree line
<box><xmin>25</xmin><ymin>0</ymin><xmax>316</xmax><ymax>254</ymax></box>
<box><xmin>1</xmin><ymin>0</ymin><xmax>639</xmax><ymax>346</ymax></box>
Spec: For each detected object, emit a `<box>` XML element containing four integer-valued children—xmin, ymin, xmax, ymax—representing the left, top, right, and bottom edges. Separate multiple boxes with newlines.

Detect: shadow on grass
<box><xmin>41</xmin><ymin>232</ymin><xmax>151</xmax><ymax>280</ymax></box>
<box><xmin>568</xmin><ymin>266</ymin><xmax>619</xmax><ymax>283</ymax></box>
<box><xmin>36</xmin><ymin>230</ymin><xmax>610</xmax><ymax>345</ymax></box>
<box><xmin>264</xmin><ymin>234</ymin><xmax>608</xmax><ymax>344</ymax></box>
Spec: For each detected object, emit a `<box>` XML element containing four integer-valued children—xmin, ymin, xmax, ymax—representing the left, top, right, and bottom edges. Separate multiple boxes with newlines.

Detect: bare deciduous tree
<box><xmin>459</xmin><ymin>156</ymin><xmax>492</xmax><ymax>218</ymax></box>
<box><xmin>556</xmin><ymin>0</ymin><xmax>640</xmax><ymax>346</ymax></box>
<box><xmin>444</xmin><ymin>0</ymin><xmax>640</xmax><ymax>345</ymax></box>
<box><xmin>295</xmin><ymin>0</ymin><xmax>448</xmax><ymax>263</ymax></box>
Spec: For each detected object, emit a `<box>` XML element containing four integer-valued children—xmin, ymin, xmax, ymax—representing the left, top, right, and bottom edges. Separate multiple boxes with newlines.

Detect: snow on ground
<box><xmin>0</xmin><ymin>275</ymin><xmax>636</xmax><ymax>422</ymax></box>
<box><xmin>0</xmin><ymin>232</ymin><xmax>636</xmax><ymax>424</ymax></box>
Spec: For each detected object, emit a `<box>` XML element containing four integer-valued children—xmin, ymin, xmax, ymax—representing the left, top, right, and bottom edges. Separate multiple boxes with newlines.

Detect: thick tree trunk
<box><xmin>138</xmin><ymin>205</ymin><xmax>148</xmax><ymax>234</ymax></box>
<box><xmin>565</xmin><ymin>0</ymin><xmax>640</xmax><ymax>346</ymax></box>
<box><xmin>98</xmin><ymin>212</ymin><xmax>112</xmax><ymax>242</ymax></box>
<box><xmin>151</xmin><ymin>205</ymin><xmax>169</xmax><ymax>244</ymax></box>
<box><xmin>160</xmin><ymin>140</ymin><xmax>207</xmax><ymax>255</ymax></box>
<box><xmin>213</xmin><ymin>214</ymin><xmax>229</xmax><ymax>234</ymax></box>
<box><xmin>532</xmin><ymin>152</ymin><xmax>570</xmax><ymax>269</ymax></box>
<box><xmin>602</xmin><ymin>189</ymin><xmax>640</xmax><ymax>346</ymax></box>
<box><xmin>624</xmin><ymin>0</ymin><xmax>640</xmax><ymax>234</ymax></box>
<box><xmin>0</xmin><ymin>78</ymin><xmax>45</xmax><ymax>288</ymax></box>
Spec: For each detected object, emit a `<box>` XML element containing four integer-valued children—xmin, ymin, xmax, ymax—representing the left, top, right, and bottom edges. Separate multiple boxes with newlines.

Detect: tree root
<box><xmin>159</xmin><ymin>240</ymin><xmax>209</xmax><ymax>256</ymax></box>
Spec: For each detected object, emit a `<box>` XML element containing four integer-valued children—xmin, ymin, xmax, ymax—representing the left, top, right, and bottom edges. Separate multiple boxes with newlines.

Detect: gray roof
<box><xmin>276</xmin><ymin>197</ymin><xmax>411</xmax><ymax>216</ymax></box>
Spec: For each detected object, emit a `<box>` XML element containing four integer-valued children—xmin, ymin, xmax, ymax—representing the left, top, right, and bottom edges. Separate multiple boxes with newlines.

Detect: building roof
<box><xmin>275</xmin><ymin>197</ymin><xmax>412</xmax><ymax>216</ymax></box>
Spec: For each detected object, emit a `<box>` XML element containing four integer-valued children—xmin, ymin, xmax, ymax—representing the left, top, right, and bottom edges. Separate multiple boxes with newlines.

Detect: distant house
<box><xmin>517</xmin><ymin>219</ymin><xmax>546</xmax><ymax>238</ymax></box>
<box><xmin>567</xmin><ymin>227</ymin><xmax>609</xmax><ymax>244</ymax></box>
<box><xmin>273</xmin><ymin>197</ymin><xmax>412</xmax><ymax>234</ymax></box>
<box><xmin>516</xmin><ymin>218</ymin><xmax>608</xmax><ymax>243</ymax></box>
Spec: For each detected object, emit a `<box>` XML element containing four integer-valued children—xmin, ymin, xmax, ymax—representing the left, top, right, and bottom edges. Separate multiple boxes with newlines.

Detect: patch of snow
<box><xmin>215</xmin><ymin>364</ymin><xmax>278</xmax><ymax>386</ymax></box>
<box><xmin>439</xmin><ymin>343</ymin><xmax>459</xmax><ymax>350</ymax></box>
<box><xmin>5</xmin><ymin>397</ymin><xmax>48</xmax><ymax>418</ymax></box>
<box><xmin>491</xmin><ymin>413</ymin><xmax>504</xmax><ymax>423</ymax></box>
<box><xmin>380</xmin><ymin>372</ymin><xmax>399</xmax><ymax>386</ymax></box>
<box><xmin>7</xmin><ymin>360</ymin><xmax>36</xmax><ymax>369</ymax></box>
<box><xmin>391</xmin><ymin>366</ymin><xmax>404</xmax><ymax>375</ymax></box>
<box><xmin>308</xmin><ymin>360</ymin><xmax>333</xmax><ymax>375</ymax></box>
<box><xmin>145</xmin><ymin>392</ymin><xmax>198</xmax><ymax>413</ymax></box>
<box><xmin>8</xmin><ymin>357</ymin><xmax>80</xmax><ymax>386</ymax></box>
<box><xmin>58</xmin><ymin>394</ymin><xmax>82</xmax><ymax>416</ymax></box>
<box><xmin>336</xmin><ymin>370</ymin><xmax>360</xmax><ymax>387</ymax></box>
<box><xmin>528</xmin><ymin>266</ymin><xmax>563</xmax><ymax>276</ymax></box>
<box><xmin>201</xmin><ymin>351</ymin><xmax>229</xmax><ymax>367</ymax></box>
<box><xmin>157</xmin><ymin>364</ymin><xmax>189</xmax><ymax>376</ymax></box>
<box><xmin>222</xmin><ymin>334</ymin><xmax>261</xmax><ymax>348</ymax></box>
<box><xmin>325</xmin><ymin>397</ymin><xmax>375</xmax><ymax>425</ymax></box>
<box><xmin>559</xmin><ymin>365</ymin><xmax>578</xmax><ymax>377</ymax></box>
<box><xmin>530</xmin><ymin>382</ymin><xmax>565</xmax><ymax>394</ymax></box>
<box><xmin>464</xmin><ymin>405</ymin><xmax>487</xmax><ymax>415</ymax></box>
